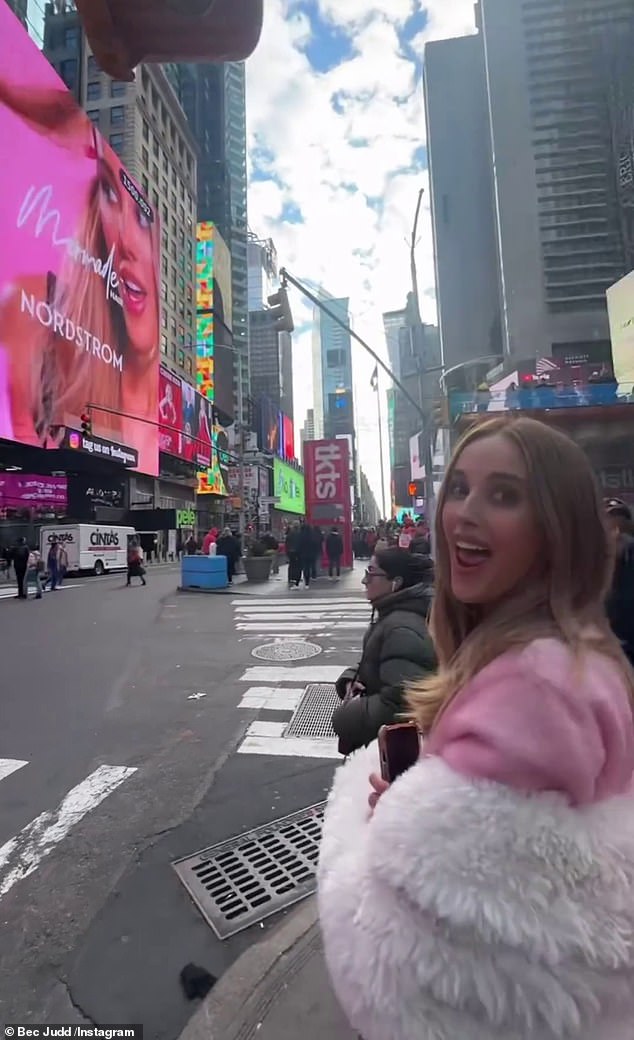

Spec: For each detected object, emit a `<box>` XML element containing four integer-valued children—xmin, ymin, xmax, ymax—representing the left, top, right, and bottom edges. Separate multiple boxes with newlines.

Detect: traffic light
<box><xmin>75</xmin><ymin>0</ymin><xmax>263</xmax><ymax>82</ymax></box>
<box><xmin>408</xmin><ymin>482</ymin><xmax>417</xmax><ymax>498</ymax></box>
<box><xmin>80</xmin><ymin>410</ymin><xmax>92</xmax><ymax>437</ymax></box>
<box><xmin>267</xmin><ymin>288</ymin><xmax>294</xmax><ymax>333</ymax></box>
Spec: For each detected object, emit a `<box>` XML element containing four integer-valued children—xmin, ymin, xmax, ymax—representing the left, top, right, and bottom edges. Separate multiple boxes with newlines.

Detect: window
<box><xmin>110</xmin><ymin>81</ymin><xmax>126</xmax><ymax>98</ymax></box>
<box><xmin>86</xmin><ymin>109</ymin><xmax>100</xmax><ymax>125</ymax></box>
<box><xmin>171</xmin><ymin>192</ymin><xmax>177</xmax><ymax>211</ymax></box>
<box><xmin>109</xmin><ymin>133</ymin><xmax>124</xmax><ymax>154</ymax></box>
<box><xmin>161</xmin><ymin>311</ymin><xmax>167</xmax><ymax>328</ymax></box>
<box><xmin>161</xmin><ymin>280</ymin><xmax>168</xmax><ymax>302</ymax></box>
<box><xmin>178</xmin><ymin>349</ymin><xmax>185</xmax><ymax>368</ymax></box>
<box><xmin>162</xmin><ymin>204</ymin><xmax>168</xmax><ymax>223</ymax></box>
<box><xmin>153</xmin><ymin>137</ymin><xmax>159</xmax><ymax>156</ymax></box>
<box><xmin>170</xmin><ymin>317</ymin><xmax>176</xmax><ymax>338</ymax></box>
<box><xmin>86</xmin><ymin>81</ymin><xmax>101</xmax><ymax>101</ymax></box>
<box><xmin>142</xmin><ymin>146</ymin><xmax>149</xmax><ymax>167</ymax></box>
<box><xmin>142</xmin><ymin>174</ymin><xmax>149</xmax><ymax>194</ymax></box>
<box><xmin>178</xmin><ymin>276</ymin><xmax>185</xmax><ymax>295</ymax></box>
<box><xmin>186</xmin><ymin>357</ymin><xmax>193</xmax><ymax>376</ymax></box>
<box><xmin>143</xmin><ymin>121</ymin><xmax>149</xmax><ymax>142</ymax></box>
<box><xmin>87</xmin><ymin>54</ymin><xmax>99</xmax><ymax>76</ymax></box>
<box><xmin>162</xmin><ymin>255</ymin><xmax>168</xmax><ymax>276</ymax></box>
<box><xmin>163</xmin><ymin>154</ymin><xmax>168</xmax><ymax>173</ymax></box>
<box><xmin>186</xmin><ymin>285</ymin><xmax>193</xmax><ymax>303</ymax></box>
<box><xmin>327</xmin><ymin>349</ymin><xmax>345</xmax><ymax>367</ymax></box>
<box><xmin>59</xmin><ymin>59</ymin><xmax>78</xmax><ymax>91</ymax></box>
<box><xmin>153</xmin><ymin>163</ymin><xmax>159</xmax><ymax>183</ymax></box>
<box><xmin>161</xmin><ymin>334</ymin><xmax>168</xmax><ymax>354</ymax></box>
<box><xmin>152</xmin><ymin>189</ymin><xmax>159</xmax><ymax>208</ymax></box>
<box><xmin>170</xmin><ymin>291</ymin><xmax>176</xmax><ymax>311</ymax></box>
<box><xmin>111</xmin><ymin>105</ymin><xmax>125</xmax><ymax>126</ymax></box>
<box><xmin>178</xmin><ymin>325</ymin><xmax>185</xmax><ymax>345</ymax></box>
<box><xmin>171</xmin><ymin>241</ymin><xmax>177</xmax><ymax>259</ymax></box>
<box><xmin>162</xmin><ymin>177</ymin><xmax>168</xmax><ymax>196</ymax></box>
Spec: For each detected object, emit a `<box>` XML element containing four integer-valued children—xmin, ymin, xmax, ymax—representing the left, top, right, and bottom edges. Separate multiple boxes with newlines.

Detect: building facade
<box><xmin>248</xmin><ymin>236</ymin><xmax>277</xmax><ymax>311</ymax></box>
<box><xmin>167</xmin><ymin>61</ymin><xmax>249</xmax><ymax>425</ymax></box>
<box><xmin>43</xmin><ymin>7</ymin><xmax>198</xmax><ymax>388</ymax></box>
<box><xmin>426</xmin><ymin>0</ymin><xmax>633</xmax><ymax>367</ymax></box>
<box><xmin>300</xmin><ymin>408</ymin><xmax>315</xmax><ymax>450</ymax></box>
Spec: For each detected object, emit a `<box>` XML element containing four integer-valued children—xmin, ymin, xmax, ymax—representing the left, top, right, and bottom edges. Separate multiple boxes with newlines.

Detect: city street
<box><xmin>0</xmin><ymin>564</ymin><xmax>368</xmax><ymax>1038</ymax></box>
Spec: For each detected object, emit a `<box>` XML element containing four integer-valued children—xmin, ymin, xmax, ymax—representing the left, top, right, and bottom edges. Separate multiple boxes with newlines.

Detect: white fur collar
<box><xmin>318</xmin><ymin>744</ymin><xmax>634</xmax><ymax>1040</ymax></box>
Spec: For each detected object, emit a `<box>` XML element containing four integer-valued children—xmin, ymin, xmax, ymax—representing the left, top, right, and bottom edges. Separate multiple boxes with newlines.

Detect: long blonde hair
<box><xmin>408</xmin><ymin>417</ymin><xmax>633</xmax><ymax>733</ymax></box>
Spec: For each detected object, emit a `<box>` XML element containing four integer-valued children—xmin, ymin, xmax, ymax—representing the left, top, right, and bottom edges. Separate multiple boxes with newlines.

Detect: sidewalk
<box><xmin>183</xmin><ymin>562</ymin><xmax>366</xmax><ymax>598</ymax></box>
<box><xmin>178</xmin><ymin>899</ymin><xmax>354</xmax><ymax>1040</ymax></box>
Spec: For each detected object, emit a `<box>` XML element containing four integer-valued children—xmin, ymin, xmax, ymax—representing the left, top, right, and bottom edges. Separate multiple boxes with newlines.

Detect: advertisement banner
<box><xmin>0</xmin><ymin>4</ymin><xmax>160</xmax><ymax>475</ymax></box>
<box><xmin>181</xmin><ymin>381</ymin><xmax>198</xmax><ymax>464</ymax></box>
<box><xmin>282</xmin><ymin>414</ymin><xmax>295</xmax><ymax>461</ymax></box>
<box><xmin>303</xmin><ymin>439</ymin><xmax>353</xmax><ymax>567</ymax></box>
<box><xmin>211</xmin><ymin>225</ymin><xmax>234</xmax><ymax>421</ymax></box>
<box><xmin>158</xmin><ymin>367</ymin><xmax>183</xmax><ymax>456</ymax></box>
<box><xmin>409</xmin><ymin>432</ymin><xmax>426</xmax><ymax>480</ymax></box>
<box><xmin>0</xmin><ymin>473</ymin><xmax>67</xmax><ymax>511</ymax></box>
<box><xmin>196</xmin><ymin>422</ymin><xmax>230</xmax><ymax>496</ymax></box>
<box><xmin>273</xmin><ymin>458</ymin><xmax>305</xmax><ymax>514</ymax></box>
<box><xmin>196</xmin><ymin>221</ymin><xmax>215</xmax><ymax>404</ymax></box>
<box><xmin>607</xmin><ymin>270</ymin><xmax>634</xmax><ymax>394</ymax></box>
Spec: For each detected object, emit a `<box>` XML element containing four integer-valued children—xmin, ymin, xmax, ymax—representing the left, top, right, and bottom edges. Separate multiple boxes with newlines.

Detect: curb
<box><xmin>178</xmin><ymin>898</ymin><xmax>320</xmax><ymax>1040</ymax></box>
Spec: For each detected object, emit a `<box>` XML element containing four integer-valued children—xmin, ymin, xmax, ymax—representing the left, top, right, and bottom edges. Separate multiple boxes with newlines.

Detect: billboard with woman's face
<box><xmin>0</xmin><ymin>4</ymin><xmax>160</xmax><ymax>475</ymax></box>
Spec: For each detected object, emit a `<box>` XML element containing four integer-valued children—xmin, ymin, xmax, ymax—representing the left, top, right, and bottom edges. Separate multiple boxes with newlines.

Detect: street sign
<box><xmin>260</xmin><ymin>496</ymin><xmax>281</xmax><ymax>505</ymax></box>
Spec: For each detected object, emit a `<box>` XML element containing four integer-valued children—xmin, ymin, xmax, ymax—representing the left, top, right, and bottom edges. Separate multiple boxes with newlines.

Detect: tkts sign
<box><xmin>303</xmin><ymin>438</ymin><xmax>353</xmax><ymax>569</ymax></box>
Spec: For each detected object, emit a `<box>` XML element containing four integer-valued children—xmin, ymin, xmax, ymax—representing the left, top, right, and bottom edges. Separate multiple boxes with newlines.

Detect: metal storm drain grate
<box><xmin>251</xmin><ymin>640</ymin><xmax>322</xmax><ymax>662</ymax></box>
<box><xmin>284</xmin><ymin>683</ymin><xmax>339</xmax><ymax>740</ymax></box>
<box><xmin>172</xmin><ymin>802</ymin><xmax>326</xmax><ymax>939</ymax></box>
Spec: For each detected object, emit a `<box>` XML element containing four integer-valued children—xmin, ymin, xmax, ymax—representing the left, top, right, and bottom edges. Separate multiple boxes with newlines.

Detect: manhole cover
<box><xmin>284</xmin><ymin>683</ymin><xmax>339</xmax><ymax>739</ymax></box>
<box><xmin>172</xmin><ymin>802</ymin><xmax>325</xmax><ymax>939</ymax></box>
<box><xmin>252</xmin><ymin>641</ymin><xmax>322</xmax><ymax>661</ymax></box>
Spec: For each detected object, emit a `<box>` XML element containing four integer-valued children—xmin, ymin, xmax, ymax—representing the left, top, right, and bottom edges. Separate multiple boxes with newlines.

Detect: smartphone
<box><xmin>378</xmin><ymin>722</ymin><xmax>420</xmax><ymax>783</ymax></box>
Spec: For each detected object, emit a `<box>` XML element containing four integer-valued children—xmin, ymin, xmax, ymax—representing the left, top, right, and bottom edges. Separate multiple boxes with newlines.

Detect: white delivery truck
<box><xmin>39</xmin><ymin>524</ymin><xmax>136</xmax><ymax>576</ymax></box>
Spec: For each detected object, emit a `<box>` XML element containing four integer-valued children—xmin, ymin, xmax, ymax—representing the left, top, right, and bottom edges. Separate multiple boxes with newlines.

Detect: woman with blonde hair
<box><xmin>318</xmin><ymin>417</ymin><xmax>634</xmax><ymax>1040</ymax></box>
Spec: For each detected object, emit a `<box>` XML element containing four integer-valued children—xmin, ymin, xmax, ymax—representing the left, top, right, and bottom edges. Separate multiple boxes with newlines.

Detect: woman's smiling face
<box><xmin>441</xmin><ymin>432</ymin><xmax>542</xmax><ymax>606</ymax></box>
<box><xmin>98</xmin><ymin>157</ymin><xmax>158</xmax><ymax>361</ymax></box>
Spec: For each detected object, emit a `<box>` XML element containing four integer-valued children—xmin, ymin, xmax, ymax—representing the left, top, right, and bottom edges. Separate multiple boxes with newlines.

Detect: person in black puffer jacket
<box><xmin>332</xmin><ymin>548</ymin><xmax>436</xmax><ymax>756</ymax></box>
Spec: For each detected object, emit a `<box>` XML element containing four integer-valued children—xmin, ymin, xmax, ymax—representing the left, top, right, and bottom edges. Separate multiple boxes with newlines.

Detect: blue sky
<box><xmin>246</xmin><ymin>0</ymin><xmax>476</xmax><ymax>503</ymax></box>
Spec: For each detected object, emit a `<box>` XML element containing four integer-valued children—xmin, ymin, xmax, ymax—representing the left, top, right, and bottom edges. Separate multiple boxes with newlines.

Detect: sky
<box><xmin>245</xmin><ymin>0</ymin><xmax>476</xmax><ymax>513</ymax></box>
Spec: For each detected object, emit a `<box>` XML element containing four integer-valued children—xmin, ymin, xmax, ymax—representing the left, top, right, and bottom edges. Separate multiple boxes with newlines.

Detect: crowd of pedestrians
<box><xmin>318</xmin><ymin>416</ymin><xmax>634</xmax><ymax>1040</ymax></box>
<box><xmin>1</xmin><ymin>535</ymin><xmax>68</xmax><ymax>599</ymax></box>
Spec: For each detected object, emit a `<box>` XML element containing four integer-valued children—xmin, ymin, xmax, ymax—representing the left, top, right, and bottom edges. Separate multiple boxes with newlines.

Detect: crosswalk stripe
<box><xmin>0</xmin><ymin>759</ymin><xmax>28</xmax><ymax>782</ymax></box>
<box><xmin>238</xmin><ymin>724</ymin><xmax>340</xmax><ymax>760</ymax></box>
<box><xmin>237</xmin><ymin>621</ymin><xmax>367</xmax><ymax>632</ymax></box>
<box><xmin>0</xmin><ymin>584</ymin><xmax>81</xmax><ymax>602</ymax></box>
<box><xmin>240</xmin><ymin>666</ymin><xmax>345</xmax><ymax>683</ymax></box>
<box><xmin>0</xmin><ymin>764</ymin><xmax>137</xmax><ymax>899</ymax></box>
<box><xmin>231</xmin><ymin>598</ymin><xmax>368</xmax><ymax>608</ymax></box>
<box><xmin>238</xmin><ymin>687</ymin><xmax>304</xmax><ymax>711</ymax></box>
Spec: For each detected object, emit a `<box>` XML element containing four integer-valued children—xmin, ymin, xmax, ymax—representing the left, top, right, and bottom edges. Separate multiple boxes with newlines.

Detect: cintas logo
<box><xmin>313</xmin><ymin>442</ymin><xmax>344</xmax><ymax>500</ymax></box>
<box><xmin>90</xmin><ymin>530</ymin><xmax>120</xmax><ymax>547</ymax></box>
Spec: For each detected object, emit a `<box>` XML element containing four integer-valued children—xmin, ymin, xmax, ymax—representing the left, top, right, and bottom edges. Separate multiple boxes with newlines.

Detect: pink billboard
<box><xmin>303</xmin><ymin>438</ymin><xmax>353</xmax><ymax>568</ymax></box>
<box><xmin>0</xmin><ymin>4</ymin><xmax>160</xmax><ymax>475</ymax></box>
<box><xmin>158</xmin><ymin>366</ymin><xmax>183</xmax><ymax>457</ymax></box>
<box><xmin>0</xmin><ymin>473</ymin><xmax>67</xmax><ymax>511</ymax></box>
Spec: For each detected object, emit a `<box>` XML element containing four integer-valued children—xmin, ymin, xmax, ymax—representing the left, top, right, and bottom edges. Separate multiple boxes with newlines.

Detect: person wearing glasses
<box><xmin>332</xmin><ymin>548</ymin><xmax>436</xmax><ymax>756</ymax></box>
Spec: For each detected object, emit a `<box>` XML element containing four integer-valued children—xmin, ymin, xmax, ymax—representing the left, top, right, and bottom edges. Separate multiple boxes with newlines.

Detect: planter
<box><xmin>244</xmin><ymin>555</ymin><xmax>272</xmax><ymax>583</ymax></box>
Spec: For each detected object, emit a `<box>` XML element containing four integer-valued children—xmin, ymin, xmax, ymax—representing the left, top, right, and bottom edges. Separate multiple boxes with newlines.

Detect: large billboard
<box><xmin>607</xmin><ymin>270</ymin><xmax>634</xmax><ymax>394</ymax></box>
<box><xmin>158</xmin><ymin>364</ymin><xmax>228</xmax><ymax>495</ymax></box>
<box><xmin>196</xmin><ymin>220</ymin><xmax>234</xmax><ymax>421</ymax></box>
<box><xmin>303</xmin><ymin>438</ymin><xmax>352</xmax><ymax>567</ymax></box>
<box><xmin>273</xmin><ymin>458</ymin><xmax>305</xmax><ymax>515</ymax></box>
<box><xmin>0</xmin><ymin>4</ymin><xmax>160</xmax><ymax>475</ymax></box>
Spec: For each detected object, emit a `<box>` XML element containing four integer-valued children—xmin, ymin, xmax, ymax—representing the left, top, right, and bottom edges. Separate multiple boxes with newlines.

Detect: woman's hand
<box><xmin>368</xmin><ymin>772</ymin><xmax>390</xmax><ymax>813</ymax></box>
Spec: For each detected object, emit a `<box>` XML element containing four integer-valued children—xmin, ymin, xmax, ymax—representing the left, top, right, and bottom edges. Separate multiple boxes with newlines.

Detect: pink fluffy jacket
<box><xmin>318</xmin><ymin>639</ymin><xmax>634</xmax><ymax>1040</ymax></box>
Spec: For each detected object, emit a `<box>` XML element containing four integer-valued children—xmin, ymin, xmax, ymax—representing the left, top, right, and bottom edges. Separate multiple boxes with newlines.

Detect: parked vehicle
<box><xmin>39</xmin><ymin>524</ymin><xmax>136</xmax><ymax>576</ymax></box>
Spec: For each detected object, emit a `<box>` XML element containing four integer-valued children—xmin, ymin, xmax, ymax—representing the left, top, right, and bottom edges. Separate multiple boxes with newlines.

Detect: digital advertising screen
<box><xmin>273</xmin><ymin>457</ymin><xmax>305</xmax><ymax>515</ymax></box>
<box><xmin>158</xmin><ymin>367</ymin><xmax>183</xmax><ymax>457</ymax></box>
<box><xmin>0</xmin><ymin>3</ymin><xmax>160</xmax><ymax>475</ymax></box>
<box><xmin>607</xmin><ymin>269</ymin><xmax>634</xmax><ymax>394</ymax></box>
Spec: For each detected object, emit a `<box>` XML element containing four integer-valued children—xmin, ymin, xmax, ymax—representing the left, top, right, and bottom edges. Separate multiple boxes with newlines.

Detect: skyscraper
<box><xmin>424</xmin><ymin>31</ymin><xmax>501</xmax><ymax>373</ymax></box>
<box><xmin>248</xmin><ymin>235</ymin><xmax>277</xmax><ymax>310</ymax></box>
<box><xmin>249</xmin><ymin>311</ymin><xmax>294</xmax><ymax>420</ymax></box>
<box><xmin>167</xmin><ymin>62</ymin><xmax>249</xmax><ymax>424</ymax></box>
<box><xmin>426</xmin><ymin>0</ymin><xmax>633</xmax><ymax>366</ymax></box>
<box><xmin>312</xmin><ymin>295</ymin><xmax>354</xmax><ymax>441</ymax></box>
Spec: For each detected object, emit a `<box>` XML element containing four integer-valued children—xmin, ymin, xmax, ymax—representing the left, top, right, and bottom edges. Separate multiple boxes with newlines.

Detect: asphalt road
<box><xmin>0</xmin><ymin>566</ymin><xmax>365</xmax><ymax>1039</ymax></box>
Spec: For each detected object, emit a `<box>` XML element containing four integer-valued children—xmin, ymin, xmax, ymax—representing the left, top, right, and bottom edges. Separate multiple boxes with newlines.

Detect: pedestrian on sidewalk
<box><xmin>298</xmin><ymin>520</ymin><xmax>314</xmax><ymax>588</ymax></box>
<box><xmin>12</xmin><ymin>536</ymin><xmax>29</xmax><ymax>599</ymax></box>
<box><xmin>46</xmin><ymin>536</ymin><xmax>60</xmax><ymax>591</ymax></box>
<box><xmin>126</xmin><ymin>539</ymin><xmax>146</xmax><ymax>586</ymax></box>
<box><xmin>319</xmin><ymin>417</ymin><xmax>634</xmax><ymax>1040</ymax></box>
<box><xmin>285</xmin><ymin>523</ymin><xmax>301</xmax><ymax>588</ymax></box>
<box><xmin>216</xmin><ymin>527</ymin><xmax>240</xmax><ymax>585</ymax></box>
<box><xmin>27</xmin><ymin>549</ymin><xmax>44</xmax><ymax>599</ymax></box>
<box><xmin>332</xmin><ymin>549</ymin><xmax>435</xmax><ymax>756</ymax></box>
<box><xmin>325</xmin><ymin>526</ymin><xmax>343</xmax><ymax>580</ymax></box>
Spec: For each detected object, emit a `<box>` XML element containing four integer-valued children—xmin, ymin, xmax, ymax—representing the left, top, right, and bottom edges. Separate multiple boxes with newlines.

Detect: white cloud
<box><xmin>246</xmin><ymin>0</ymin><xmax>473</xmax><ymax>511</ymax></box>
